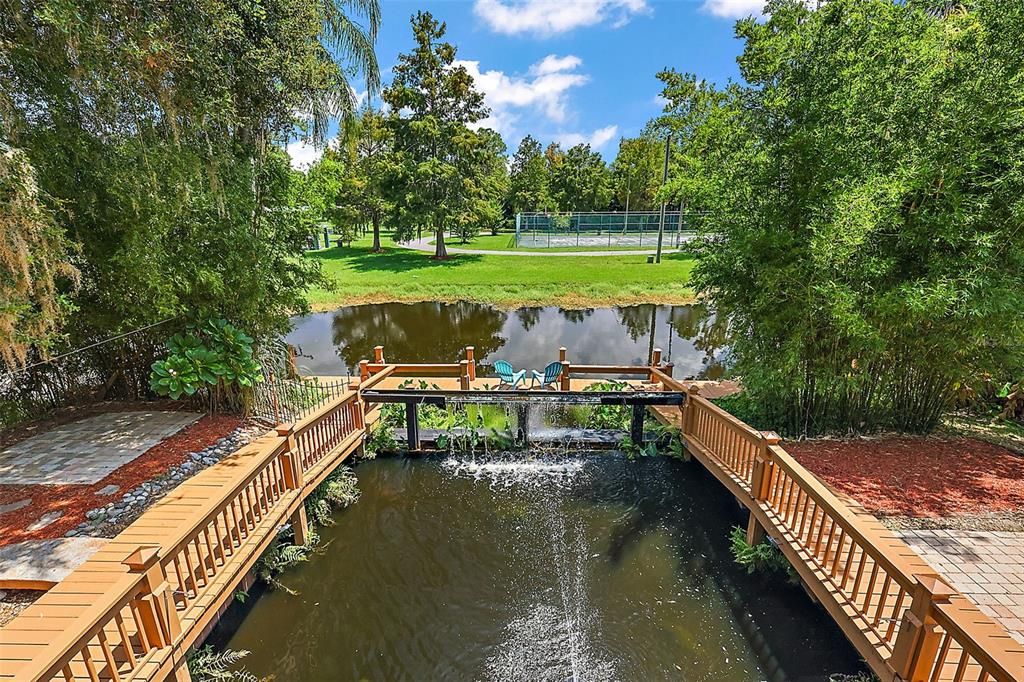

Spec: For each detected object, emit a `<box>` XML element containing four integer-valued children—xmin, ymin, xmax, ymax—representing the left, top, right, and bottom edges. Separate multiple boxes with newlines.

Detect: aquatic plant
<box><xmin>187</xmin><ymin>645</ymin><xmax>261</xmax><ymax>682</ymax></box>
<box><xmin>254</xmin><ymin>533</ymin><xmax>314</xmax><ymax>594</ymax></box>
<box><xmin>729</xmin><ymin>526</ymin><xmax>797</xmax><ymax>584</ymax></box>
<box><xmin>305</xmin><ymin>467</ymin><xmax>360</xmax><ymax>527</ymax></box>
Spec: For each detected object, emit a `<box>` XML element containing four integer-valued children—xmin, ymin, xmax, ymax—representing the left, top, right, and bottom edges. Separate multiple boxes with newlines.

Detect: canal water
<box><xmin>217</xmin><ymin>454</ymin><xmax>866</xmax><ymax>681</ymax></box>
<box><xmin>285</xmin><ymin>303</ymin><xmax>727</xmax><ymax>380</ymax></box>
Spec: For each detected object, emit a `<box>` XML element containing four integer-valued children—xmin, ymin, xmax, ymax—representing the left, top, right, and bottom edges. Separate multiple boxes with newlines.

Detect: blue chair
<box><xmin>531</xmin><ymin>361</ymin><xmax>563</xmax><ymax>390</ymax></box>
<box><xmin>493</xmin><ymin>360</ymin><xmax>526</xmax><ymax>389</ymax></box>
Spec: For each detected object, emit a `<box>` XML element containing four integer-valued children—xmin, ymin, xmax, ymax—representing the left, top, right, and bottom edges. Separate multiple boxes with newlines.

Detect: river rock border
<box><xmin>65</xmin><ymin>425</ymin><xmax>265</xmax><ymax>538</ymax></box>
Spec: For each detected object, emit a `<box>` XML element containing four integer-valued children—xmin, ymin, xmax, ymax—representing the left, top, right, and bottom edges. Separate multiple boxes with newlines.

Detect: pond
<box><xmin>215</xmin><ymin>454</ymin><xmax>867</xmax><ymax>681</ymax></box>
<box><xmin>286</xmin><ymin>303</ymin><xmax>727</xmax><ymax>380</ymax></box>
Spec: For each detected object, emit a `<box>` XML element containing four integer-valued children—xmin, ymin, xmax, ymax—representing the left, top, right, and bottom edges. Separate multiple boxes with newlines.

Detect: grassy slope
<box><xmin>306</xmin><ymin>236</ymin><xmax>696</xmax><ymax>310</ymax></box>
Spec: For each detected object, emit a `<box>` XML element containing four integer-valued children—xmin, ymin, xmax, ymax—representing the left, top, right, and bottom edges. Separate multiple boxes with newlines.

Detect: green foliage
<box><xmin>0</xmin><ymin>0</ymin><xmax>379</xmax><ymax>394</ymax></box>
<box><xmin>305</xmin><ymin>467</ymin><xmax>360</xmax><ymax>527</ymax></box>
<box><xmin>548</xmin><ymin>144</ymin><xmax>613</xmax><ymax>212</ymax></box>
<box><xmin>187</xmin><ymin>646</ymin><xmax>260</xmax><ymax>682</ymax></box>
<box><xmin>0</xmin><ymin>144</ymin><xmax>79</xmax><ymax>369</ymax></box>
<box><xmin>618</xmin><ymin>434</ymin><xmax>659</xmax><ymax>460</ymax></box>
<box><xmin>610</xmin><ymin>137</ymin><xmax>663</xmax><ymax>211</ymax></box>
<box><xmin>508</xmin><ymin>135</ymin><xmax>553</xmax><ymax>213</ymax></box>
<box><xmin>729</xmin><ymin>526</ymin><xmax>796</xmax><ymax>584</ymax></box>
<box><xmin>659</xmin><ymin>0</ymin><xmax>1024</xmax><ymax>436</ymax></box>
<box><xmin>254</xmin><ymin>532</ymin><xmax>315</xmax><ymax>594</ymax></box>
<box><xmin>149</xmin><ymin>319</ymin><xmax>262</xmax><ymax>408</ymax></box>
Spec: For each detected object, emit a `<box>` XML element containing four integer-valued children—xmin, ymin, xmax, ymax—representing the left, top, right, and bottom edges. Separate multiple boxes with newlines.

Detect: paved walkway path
<box><xmin>398</xmin><ymin>235</ymin><xmax>665</xmax><ymax>257</ymax></box>
<box><xmin>897</xmin><ymin>529</ymin><xmax>1024</xmax><ymax>644</ymax></box>
<box><xmin>0</xmin><ymin>411</ymin><xmax>199</xmax><ymax>484</ymax></box>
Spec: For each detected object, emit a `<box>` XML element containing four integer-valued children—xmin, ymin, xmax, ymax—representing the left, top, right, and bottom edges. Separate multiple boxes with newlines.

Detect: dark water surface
<box><xmin>219</xmin><ymin>455</ymin><xmax>866</xmax><ymax>681</ymax></box>
<box><xmin>286</xmin><ymin>303</ymin><xmax>727</xmax><ymax>380</ymax></box>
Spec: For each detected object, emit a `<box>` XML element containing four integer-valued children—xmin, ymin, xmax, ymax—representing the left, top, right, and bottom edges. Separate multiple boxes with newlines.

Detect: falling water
<box><xmin>443</xmin><ymin>452</ymin><xmax>618</xmax><ymax>681</ymax></box>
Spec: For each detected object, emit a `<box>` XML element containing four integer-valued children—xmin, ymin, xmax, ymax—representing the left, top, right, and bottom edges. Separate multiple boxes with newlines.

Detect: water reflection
<box><xmin>288</xmin><ymin>303</ymin><xmax>727</xmax><ymax>380</ymax></box>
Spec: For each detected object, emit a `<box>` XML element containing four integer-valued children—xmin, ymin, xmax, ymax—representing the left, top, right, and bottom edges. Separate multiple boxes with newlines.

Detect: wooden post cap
<box><xmin>761</xmin><ymin>431</ymin><xmax>782</xmax><ymax>445</ymax></box>
<box><xmin>123</xmin><ymin>546</ymin><xmax>161</xmax><ymax>571</ymax></box>
<box><xmin>687</xmin><ymin>383</ymin><xmax>701</xmax><ymax>395</ymax></box>
<box><xmin>914</xmin><ymin>574</ymin><xmax>955</xmax><ymax>601</ymax></box>
<box><xmin>276</xmin><ymin>423</ymin><xmax>295</xmax><ymax>437</ymax></box>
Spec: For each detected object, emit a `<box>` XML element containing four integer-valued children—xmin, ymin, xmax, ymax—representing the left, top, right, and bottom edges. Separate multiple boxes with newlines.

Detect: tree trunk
<box><xmin>433</xmin><ymin>225</ymin><xmax>448</xmax><ymax>259</ymax></box>
<box><xmin>371</xmin><ymin>214</ymin><xmax>382</xmax><ymax>252</ymax></box>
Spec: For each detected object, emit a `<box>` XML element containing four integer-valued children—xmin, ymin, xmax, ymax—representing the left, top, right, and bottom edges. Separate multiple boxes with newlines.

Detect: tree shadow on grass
<box><xmin>310</xmin><ymin>246</ymin><xmax>484</xmax><ymax>274</ymax></box>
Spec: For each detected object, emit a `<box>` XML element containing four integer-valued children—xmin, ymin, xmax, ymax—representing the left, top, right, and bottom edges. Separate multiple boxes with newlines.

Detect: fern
<box><xmin>305</xmin><ymin>467</ymin><xmax>360</xmax><ymax>527</ymax></box>
<box><xmin>729</xmin><ymin>526</ymin><xmax>797</xmax><ymax>584</ymax></box>
<box><xmin>187</xmin><ymin>646</ymin><xmax>262</xmax><ymax>682</ymax></box>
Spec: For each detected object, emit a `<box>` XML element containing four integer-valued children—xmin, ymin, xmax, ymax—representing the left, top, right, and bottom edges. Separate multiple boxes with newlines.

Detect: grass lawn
<box><xmin>435</xmin><ymin>233</ymin><xmax>672</xmax><ymax>253</ymax></box>
<box><xmin>305</xmin><ymin>235</ymin><xmax>696</xmax><ymax>310</ymax></box>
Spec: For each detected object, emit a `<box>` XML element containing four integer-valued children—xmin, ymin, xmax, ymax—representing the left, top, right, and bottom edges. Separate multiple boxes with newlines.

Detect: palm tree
<box><xmin>305</xmin><ymin>0</ymin><xmax>382</xmax><ymax>146</ymax></box>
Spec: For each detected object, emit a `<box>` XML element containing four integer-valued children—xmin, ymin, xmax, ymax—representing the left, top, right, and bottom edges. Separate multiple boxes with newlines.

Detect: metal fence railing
<box><xmin>515</xmin><ymin>211</ymin><xmax>702</xmax><ymax>249</ymax></box>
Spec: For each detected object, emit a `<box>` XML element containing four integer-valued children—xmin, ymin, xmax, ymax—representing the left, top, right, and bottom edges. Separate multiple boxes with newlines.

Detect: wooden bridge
<box><xmin>1</xmin><ymin>346</ymin><xmax>1022</xmax><ymax>681</ymax></box>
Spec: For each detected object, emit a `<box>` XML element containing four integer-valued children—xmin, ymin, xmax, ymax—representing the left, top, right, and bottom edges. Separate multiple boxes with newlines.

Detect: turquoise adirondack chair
<box><xmin>493</xmin><ymin>360</ymin><xmax>526</xmax><ymax>389</ymax></box>
<box><xmin>531</xmin><ymin>361</ymin><xmax>563</xmax><ymax>390</ymax></box>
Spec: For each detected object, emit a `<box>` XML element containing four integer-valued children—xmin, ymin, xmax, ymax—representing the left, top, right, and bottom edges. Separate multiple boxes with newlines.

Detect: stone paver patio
<box><xmin>897</xmin><ymin>529</ymin><xmax>1024</xmax><ymax>645</ymax></box>
<box><xmin>0</xmin><ymin>411</ymin><xmax>199</xmax><ymax>485</ymax></box>
<box><xmin>0</xmin><ymin>538</ymin><xmax>107</xmax><ymax>588</ymax></box>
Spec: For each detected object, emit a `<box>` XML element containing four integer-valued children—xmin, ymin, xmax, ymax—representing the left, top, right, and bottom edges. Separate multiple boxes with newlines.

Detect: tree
<box><xmin>549</xmin><ymin>144</ymin><xmax>612</xmax><ymax>212</ymax></box>
<box><xmin>0</xmin><ymin>144</ymin><xmax>79</xmax><ymax>368</ymax></box>
<box><xmin>329</xmin><ymin>106</ymin><xmax>394</xmax><ymax>251</ymax></box>
<box><xmin>0</xmin><ymin>0</ymin><xmax>380</xmax><ymax>395</ymax></box>
<box><xmin>610</xmin><ymin>137</ymin><xmax>662</xmax><ymax>212</ymax></box>
<box><xmin>508</xmin><ymin>135</ymin><xmax>551</xmax><ymax>214</ymax></box>
<box><xmin>382</xmin><ymin>12</ymin><xmax>497</xmax><ymax>258</ymax></box>
<box><xmin>660</xmin><ymin>0</ymin><xmax>1024</xmax><ymax>435</ymax></box>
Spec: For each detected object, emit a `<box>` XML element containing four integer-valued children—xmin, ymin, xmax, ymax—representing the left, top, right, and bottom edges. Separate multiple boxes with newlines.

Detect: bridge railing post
<box><xmin>123</xmin><ymin>546</ymin><xmax>183</xmax><ymax>648</ymax></box>
<box><xmin>374</xmin><ymin>345</ymin><xmax>385</xmax><ymax>364</ymax></box>
<box><xmin>746</xmin><ymin>431</ymin><xmax>780</xmax><ymax>545</ymax></box>
<box><xmin>359</xmin><ymin>359</ymin><xmax>370</xmax><ymax>383</ymax></box>
<box><xmin>558</xmin><ymin>346</ymin><xmax>567</xmax><ymax>363</ymax></box>
<box><xmin>465</xmin><ymin>346</ymin><xmax>476</xmax><ymax>381</ymax></box>
<box><xmin>890</xmin><ymin>575</ymin><xmax>955</xmax><ymax>682</ymax></box>
<box><xmin>683</xmin><ymin>384</ymin><xmax>701</xmax><ymax>435</ymax></box>
<box><xmin>460</xmin><ymin>360</ymin><xmax>471</xmax><ymax>390</ymax></box>
<box><xmin>560</xmin><ymin>361</ymin><xmax>571</xmax><ymax>391</ymax></box>
<box><xmin>276</xmin><ymin>424</ymin><xmax>309</xmax><ymax>545</ymax></box>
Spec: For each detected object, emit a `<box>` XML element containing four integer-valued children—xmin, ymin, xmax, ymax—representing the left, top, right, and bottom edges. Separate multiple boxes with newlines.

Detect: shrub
<box><xmin>150</xmin><ymin>319</ymin><xmax>262</xmax><ymax>410</ymax></box>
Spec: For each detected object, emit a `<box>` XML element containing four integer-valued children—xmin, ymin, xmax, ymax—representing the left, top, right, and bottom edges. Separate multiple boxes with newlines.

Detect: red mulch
<box><xmin>0</xmin><ymin>414</ymin><xmax>241</xmax><ymax>547</ymax></box>
<box><xmin>787</xmin><ymin>436</ymin><xmax>1024</xmax><ymax>518</ymax></box>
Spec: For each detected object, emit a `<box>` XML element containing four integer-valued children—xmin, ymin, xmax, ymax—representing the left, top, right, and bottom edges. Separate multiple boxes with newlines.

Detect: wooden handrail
<box><xmin>766</xmin><ymin>446</ymin><xmax>921</xmax><ymax>591</ymax></box>
<box><xmin>15</xmin><ymin>572</ymin><xmax>148</xmax><ymax>681</ymax></box>
<box><xmin>364</xmin><ymin>363</ymin><xmax>463</xmax><ymax>376</ymax></box>
<box><xmin>930</xmin><ymin>596</ymin><xmax>1024</xmax><ymax>682</ymax></box>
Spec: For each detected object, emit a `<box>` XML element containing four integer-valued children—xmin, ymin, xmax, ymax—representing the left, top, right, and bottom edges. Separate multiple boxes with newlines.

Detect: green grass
<box><xmin>305</xmin><ymin>234</ymin><xmax>696</xmax><ymax>310</ymax></box>
<box><xmin>437</xmin><ymin>233</ymin><xmax>671</xmax><ymax>253</ymax></box>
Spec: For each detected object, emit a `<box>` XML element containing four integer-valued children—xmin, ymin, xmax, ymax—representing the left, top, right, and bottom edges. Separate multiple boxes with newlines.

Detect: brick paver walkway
<box><xmin>0</xmin><ymin>411</ymin><xmax>199</xmax><ymax>484</ymax></box>
<box><xmin>897</xmin><ymin>529</ymin><xmax>1024</xmax><ymax>644</ymax></box>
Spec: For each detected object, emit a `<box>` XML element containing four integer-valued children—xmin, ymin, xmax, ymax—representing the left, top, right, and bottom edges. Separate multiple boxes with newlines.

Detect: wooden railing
<box><xmin>2</xmin><ymin>390</ymin><xmax>365</xmax><ymax>682</ymax></box>
<box><xmin>668</xmin><ymin>386</ymin><xmax>1024</xmax><ymax>682</ymax></box>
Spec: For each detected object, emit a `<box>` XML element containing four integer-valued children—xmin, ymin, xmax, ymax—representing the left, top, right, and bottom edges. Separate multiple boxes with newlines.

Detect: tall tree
<box><xmin>382</xmin><ymin>12</ymin><xmax>494</xmax><ymax>258</ymax></box>
<box><xmin>508</xmin><ymin>135</ymin><xmax>551</xmax><ymax>214</ymax></box>
<box><xmin>549</xmin><ymin>144</ymin><xmax>612</xmax><ymax>212</ymax></box>
<box><xmin>610</xmin><ymin>137</ymin><xmax>662</xmax><ymax>212</ymax></box>
<box><xmin>0</xmin><ymin>0</ymin><xmax>380</xmax><ymax>391</ymax></box>
<box><xmin>333</xmin><ymin>106</ymin><xmax>394</xmax><ymax>251</ymax></box>
<box><xmin>661</xmin><ymin>0</ymin><xmax>1024</xmax><ymax>434</ymax></box>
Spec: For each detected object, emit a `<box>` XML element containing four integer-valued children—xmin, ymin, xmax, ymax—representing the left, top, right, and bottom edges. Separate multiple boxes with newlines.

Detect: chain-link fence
<box><xmin>515</xmin><ymin>211</ymin><xmax>700</xmax><ymax>249</ymax></box>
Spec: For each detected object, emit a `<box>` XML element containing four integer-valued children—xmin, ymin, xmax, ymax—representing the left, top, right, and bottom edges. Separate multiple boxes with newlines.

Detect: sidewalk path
<box><xmin>897</xmin><ymin>529</ymin><xmax>1024</xmax><ymax>644</ymax></box>
<box><xmin>398</xmin><ymin>235</ymin><xmax>665</xmax><ymax>257</ymax></box>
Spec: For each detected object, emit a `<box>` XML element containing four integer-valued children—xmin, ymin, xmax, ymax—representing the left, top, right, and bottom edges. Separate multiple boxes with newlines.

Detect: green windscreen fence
<box><xmin>515</xmin><ymin>212</ymin><xmax>699</xmax><ymax>249</ymax></box>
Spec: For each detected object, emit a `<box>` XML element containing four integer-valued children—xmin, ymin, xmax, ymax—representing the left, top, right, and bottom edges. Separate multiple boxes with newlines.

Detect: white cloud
<box><xmin>287</xmin><ymin>140</ymin><xmax>322</xmax><ymax>170</ymax></box>
<box><xmin>530</xmin><ymin>54</ymin><xmax>582</xmax><ymax>76</ymax></box>
<box><xmin>473</xmin><ymin>0</ymin><xmax>649</xmax><ymax>36</ymax></box>
<box><xmin>701</xmin><ymin>0</ymin><xmax>765</xmax><ymax>19</ymax></box>
<box><xmin>554</xmin><ymin>125</ymin><xmax>619</xmax><ymax>150</ymax></box>
<box><xmin>456</xmin><ymin>54</ymin><xmax>589</xmax><ymax>138</ymax></box>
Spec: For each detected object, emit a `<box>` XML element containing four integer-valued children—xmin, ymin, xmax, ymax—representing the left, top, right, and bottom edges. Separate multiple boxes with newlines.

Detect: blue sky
<box><xmin>289</xmin><ymin>0</ymin><xmax>764</xmax><ymax>166</ymax></box>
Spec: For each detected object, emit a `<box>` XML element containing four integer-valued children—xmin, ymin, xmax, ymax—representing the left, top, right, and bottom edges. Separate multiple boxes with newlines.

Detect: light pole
<box><xmin>655</xmin><ymin>134</ymin><xmax>671</xmax><ymax>263</ymax></box>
